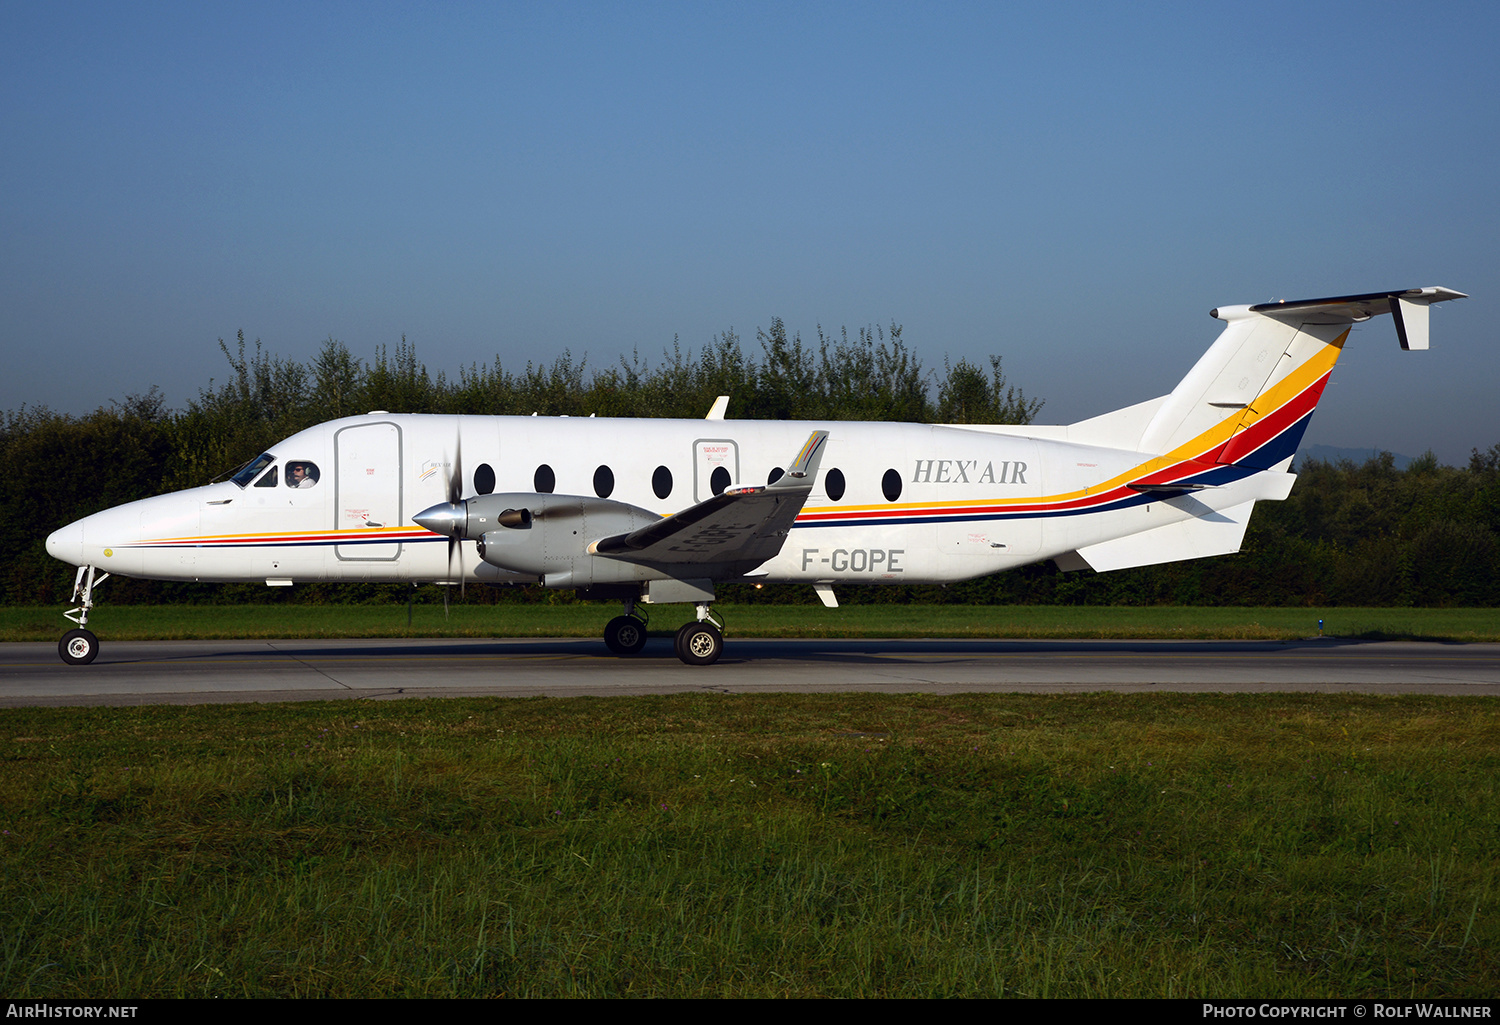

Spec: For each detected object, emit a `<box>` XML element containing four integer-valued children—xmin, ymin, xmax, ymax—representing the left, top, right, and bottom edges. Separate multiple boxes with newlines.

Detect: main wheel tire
<box><xmin>59</xmin><ymin>628</ymin><xmax>99</xmax><ymax>666</ymax></box>
<box><xmin>675</xmin><ymin>621</ymin><xmax>723</xmax><ymax>666</ymax></box>
<box><xmin>604</xmin><ymin>615</ymin><xmax>648</xmax><ymax>655</ymax></box>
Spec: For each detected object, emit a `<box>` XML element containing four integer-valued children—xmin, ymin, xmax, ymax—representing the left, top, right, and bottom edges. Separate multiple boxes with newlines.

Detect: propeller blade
<box><xmin>448</xmin><ymin>425</ymin><xmax>465</xmax><ymax>596</ymax></box>
<box><xmin>448</xmin><ymin>430</ymin><xmax>463</xmax><ymax>505</ymax></box>
<box><xmin>414</xmin><ymin>430</ymin><xmax>467</xmax><ymax>593</ymax></box>
<box><xmin>416</xmin><ymin>425</ymin><xmax>469</xmax><ymax>601</ymax></box>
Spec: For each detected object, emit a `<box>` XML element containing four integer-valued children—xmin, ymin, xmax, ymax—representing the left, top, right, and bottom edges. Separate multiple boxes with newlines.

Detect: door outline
<box><xmin>692</xmin><ymin>438</ymin><xmax>739</xmax><ymax>503</ymax></box>
<box><xmin>335</xmin><ymin>421</ymin><xmax>403</xmax><ymax>561</ymax></box>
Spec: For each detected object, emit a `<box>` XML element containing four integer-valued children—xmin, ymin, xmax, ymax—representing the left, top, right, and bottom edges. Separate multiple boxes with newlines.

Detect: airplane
<box><xmin>44</xmin><ymin>286</ymin><xmax>1465</xmax><ymax>667</ymax></box>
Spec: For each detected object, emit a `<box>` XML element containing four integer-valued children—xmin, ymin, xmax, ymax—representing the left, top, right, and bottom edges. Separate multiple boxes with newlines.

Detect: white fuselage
<box><xmin>46</xmin><ymin>412</ymin><xmax>1228</xmax><ymax>591</ymax></box>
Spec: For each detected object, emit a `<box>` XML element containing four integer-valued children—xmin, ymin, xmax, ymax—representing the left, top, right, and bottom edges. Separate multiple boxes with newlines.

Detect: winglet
<box><xmin>705</xmin><ymin>396</ymin><xmax>729</xmax><ymax>420</ymax></box>
<box><xmin>773</xmin><ymin>430</ymin><xmax>829</xmax><ymax>488</ymax></box>
<box><xmin>1391</xmin><ymin>289</ymin><xmax>1465</xmax><ymax>350</ymax></box>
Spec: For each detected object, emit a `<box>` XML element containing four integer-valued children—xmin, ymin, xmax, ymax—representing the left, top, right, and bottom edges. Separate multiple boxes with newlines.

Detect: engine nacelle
<box><xmin>467</xmin><ymin>492</ymin><xmax>662</xmax><ymax>588</ymax></box>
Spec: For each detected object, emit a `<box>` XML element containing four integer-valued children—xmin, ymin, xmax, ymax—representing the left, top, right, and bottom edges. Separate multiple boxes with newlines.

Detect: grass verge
<box><xmin>1</xmin><ymin>692</ymin><xmax>1496</xmax><ymax>997</ymax></box>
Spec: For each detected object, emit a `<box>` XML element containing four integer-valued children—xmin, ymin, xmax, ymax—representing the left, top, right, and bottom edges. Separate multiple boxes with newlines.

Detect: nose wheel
<box><xmin>58</xmin><ymin>565</ymin><xmax>109</xmax><ymax>665</ymax></box>
<box><xmin>59</xmin><ymin>628</ymin><xmax>99</xmax><ymax>666</ymax></box>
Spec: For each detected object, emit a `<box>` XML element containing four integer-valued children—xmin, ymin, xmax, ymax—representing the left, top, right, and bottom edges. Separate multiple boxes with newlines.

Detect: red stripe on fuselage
<box><xmin>1211</xmin><ymin>370</ymin><xmax>1331</xmax><ymax>467</ymax></box>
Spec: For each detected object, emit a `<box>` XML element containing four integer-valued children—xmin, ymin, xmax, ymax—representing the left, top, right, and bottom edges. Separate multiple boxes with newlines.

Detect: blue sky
<box><xmin>3</xmin><ymin>1</ymin><xmax>1496</xmax><ymax>464</ymax></box>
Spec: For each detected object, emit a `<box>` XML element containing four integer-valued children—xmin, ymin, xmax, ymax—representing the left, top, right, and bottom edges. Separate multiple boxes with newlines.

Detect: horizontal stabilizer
<box><xmin>1242</xmin><ymin>287</ymin><xmax>1466</xmax><ymax>352</ymax></box>
<box><xmin>1244</xmin><ymin>287</ymin><xmax>1467</xmax><ymax>340</ymax></box>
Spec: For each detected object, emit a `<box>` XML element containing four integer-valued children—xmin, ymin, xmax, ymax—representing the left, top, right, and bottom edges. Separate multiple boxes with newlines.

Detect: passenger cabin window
<box><xmin>474</xmin><ymin>463</ymin><xmax>495</xmax><ymax>495</ymax></box>
<box><xmin>710</xmin><ymin>466</ymin><xmax>731</xmax><ymax>496</ymax></box>
<box><xmin>594</xmin><ymin>465</ymin><xmax>615</xmax><ymax>498</ymax></box>
<box><xmin>231</xmin><ymin>453</ymin><xmax>276</xmax><ymax>489</ymax></box>
<box><xmin>824</xmin><ymin>468</ymin><xmax>846</xmax><ymax>501</ymax></box>
<box><xmin>767</xmin><ymin>467</ymin><xmax>785</xmax><ymax>485</ymax></box>
<box><xmin>535</xmin><ymin>464</ymin><xmax>556</xmax><ymax>493</ymax></box>
<box><xmin>652</xmin><ymin>465</ymin><xmax>673</xmax><ymax>500</ymax></box>
<box><xmin>285</xmin><ymin>462</ymin><xmax>320</xmax><ymax>488</ymax></box>
<box><xmin>882</xmin><ymin>468</ymin><xmax>902</xmax><ymax>502</ymax></box>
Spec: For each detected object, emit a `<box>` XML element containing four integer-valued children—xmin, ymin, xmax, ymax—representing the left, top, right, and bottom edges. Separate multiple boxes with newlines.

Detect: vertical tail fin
<box><xmin>1137</xmin><ymin>288</ymin><xmax>1465</xmax><ymax>468</ymax></box>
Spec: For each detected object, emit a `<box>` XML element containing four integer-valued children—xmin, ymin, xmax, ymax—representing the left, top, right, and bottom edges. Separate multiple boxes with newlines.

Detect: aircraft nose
<box><xmin>46</xmin><ymin>521</ymin><xmax>85</xmax><ymax>567</ymax></box>
<box><xmin>414</xmin><ymin>501</ymin><xmax>466</xmax><ymax>538</ymax></box>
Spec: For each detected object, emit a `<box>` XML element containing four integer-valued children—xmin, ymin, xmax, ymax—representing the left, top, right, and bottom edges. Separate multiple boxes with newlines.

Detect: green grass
<box><xmin>4</xmin><ymin>603</ymin><xmax>1500</xmax><ymax>642</ymax></box>
<box><xmin>1</xmin><ymin>693</ymin><xmax>1496</xmax><ymax>997</ymax></box>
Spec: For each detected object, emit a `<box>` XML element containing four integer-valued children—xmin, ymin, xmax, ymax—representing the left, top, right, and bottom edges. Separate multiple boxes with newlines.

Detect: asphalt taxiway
<box><xmin>2</xmin><ymin>636</ymin><xmax>1498</xmax><ymax>706</ymax></box>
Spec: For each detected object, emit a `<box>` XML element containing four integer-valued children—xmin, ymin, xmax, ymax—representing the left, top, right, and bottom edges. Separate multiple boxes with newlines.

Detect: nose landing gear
<box><xmin>58</xmin><ymin>565</ymin><xmax>109</xmax><ymax>665</ymax></box>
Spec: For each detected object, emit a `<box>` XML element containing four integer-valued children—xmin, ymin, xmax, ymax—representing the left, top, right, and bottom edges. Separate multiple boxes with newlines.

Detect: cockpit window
<box><xmin>231</xmin><ymin>453</ymin><xmax>276</xmax><ymax>489</ymax></box>
<box><xmin>254</xmin><ymin>465</ymin><xmax>279</xmax><ymax>488</ymax></box>
<box><xmin>285</xmin><ymin>461</ymin><xmax>320</xmax><ymax>488</ymax></box>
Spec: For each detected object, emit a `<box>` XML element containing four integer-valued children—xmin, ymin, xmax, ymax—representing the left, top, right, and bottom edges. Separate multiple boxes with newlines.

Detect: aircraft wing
<box><xmin>589</xmin><ymin>431</ymin><xmax>828</xmax><ymax>567</ymax></box>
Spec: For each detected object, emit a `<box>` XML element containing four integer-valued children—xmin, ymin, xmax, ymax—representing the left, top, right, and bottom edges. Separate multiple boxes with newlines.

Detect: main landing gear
<box><xmin>674</xmin><ymin>616</ymin><xmax>723</xmax><ymax>666</ymax></box>
<box><xmin>601</xmin><ymin>600</ymin><xmax>725</xmax><ymax>666</ymax></box>
<box><xmin>603</xmin><ymin>607</ymin><xmax>649</xmax><ymax>655</ymax></box>
<box><xmin>58</xmin><ymin>565</ymin><xmax>109</xmax><ymax>665</ymax></box>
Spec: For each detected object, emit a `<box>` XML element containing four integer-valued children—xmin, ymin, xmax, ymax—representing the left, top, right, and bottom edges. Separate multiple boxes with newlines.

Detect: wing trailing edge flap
<box><xmin>589</xmin><ymin>431</ymin><xmax>829</xmax><ymax>568</ymax></box>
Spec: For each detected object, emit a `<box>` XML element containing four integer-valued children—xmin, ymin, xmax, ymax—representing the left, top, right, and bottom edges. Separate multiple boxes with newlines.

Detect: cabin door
<box><xmin>335</xmin><ymin>422</ymin><xmax>403</xmax><ymax>561</ymax></box>
<box><xmin>692</xmin><ymin>438</ymin><xmax>739</xmax><ymax>502</ymax></box>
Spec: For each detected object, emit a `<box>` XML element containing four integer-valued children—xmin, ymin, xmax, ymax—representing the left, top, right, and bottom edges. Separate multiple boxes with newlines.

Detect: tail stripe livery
<box><xmin>797</xmin><ymin>286</ymin><xmax>1464</xmax><ymax>530</ymax></box>
<box><xmin>795</xmin><ymin>335</ymin><xmax>1342</xmax><ymax>528</ymax></box>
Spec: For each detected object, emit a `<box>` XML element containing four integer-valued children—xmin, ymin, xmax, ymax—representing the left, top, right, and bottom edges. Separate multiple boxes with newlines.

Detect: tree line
<box><xmin>3</xmin><ymin>325</ymin><xmax>1496</xmax><ymax>608</ymax></box>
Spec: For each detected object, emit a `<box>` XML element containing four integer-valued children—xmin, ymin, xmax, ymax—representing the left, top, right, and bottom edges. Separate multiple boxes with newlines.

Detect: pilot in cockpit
<box><xmin>286</xmin><ymin>462</ymin><xmax>320</xmax><ymax>488</ymax></box>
